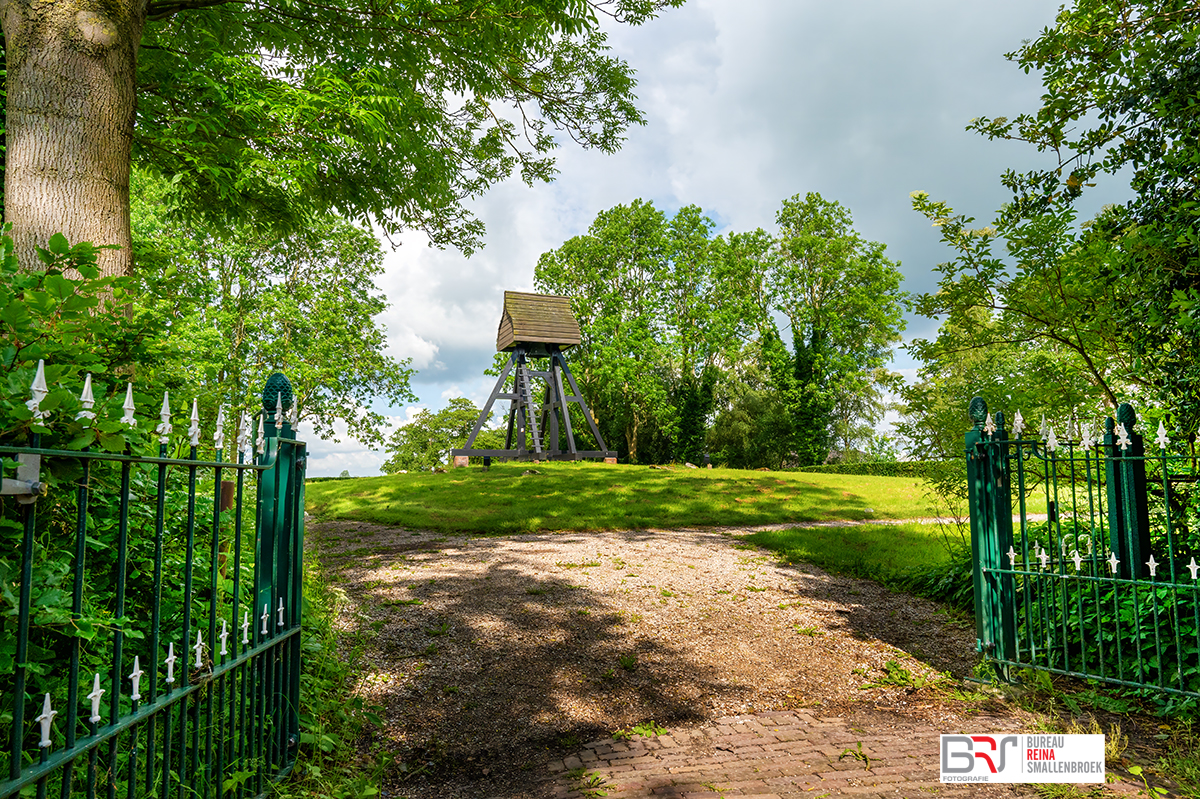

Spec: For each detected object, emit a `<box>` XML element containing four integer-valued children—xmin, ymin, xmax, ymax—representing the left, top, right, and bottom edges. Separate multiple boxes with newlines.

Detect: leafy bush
<box><xmin>796</xmin><ymin>460</ymin><xmax>958</xmax><ymax>479</ymax></box>
<box><xmin>897</xmin><ymin>543</ymin><xmax>974</xmax><ymax>612</ymax></box>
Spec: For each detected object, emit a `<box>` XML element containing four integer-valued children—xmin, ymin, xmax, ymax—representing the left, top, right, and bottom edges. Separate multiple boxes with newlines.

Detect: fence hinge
<box><xmin>1</xmin><ymin>452</ymin><xmax>47</xmax><ymax>504</ymax></box>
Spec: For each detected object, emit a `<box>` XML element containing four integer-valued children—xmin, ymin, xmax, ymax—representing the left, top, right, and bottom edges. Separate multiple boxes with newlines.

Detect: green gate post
<box><xmin>1103</xmin><ymin>403</ymin><xmax>1151</xmax><ymax>579</ymax></box>
<box><xmin>257</xmin><ymin>372</ymin><xmax>304</xmax><ymax>770</ymax></box>
<box><xmin>966</xmin><ymin>398</ymin><xmax>1016</xmax><ymax>678</ymax></box>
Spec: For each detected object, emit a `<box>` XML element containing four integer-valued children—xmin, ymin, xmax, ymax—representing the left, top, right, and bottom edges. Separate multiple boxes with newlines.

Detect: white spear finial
<box><xmin>27</xmin><ymin>360</ymin><xmax>50</xmax><ymax>421</ymax></box>
<box><xmin>241</xmin><ymin>610</ymin><xmax>251</xmax><ymax>644</ymax></box>
<box><xmin>156</xmin><ymin>391</ymin><xmax>173</xmax><ymax>444</ymax></box>
<box><xmin>35</xmin><ymin>693</ymin><xmax>56</xmax><ymax>748</ymax></box>
<box><xmin>237</xmin><ymin>412</ymin><xmax>251</xmax><ymax>459</ymax></box>
<box><xmin>277</xmin><ymin>598</ymin><xmax>285</xmax><ymax>628</ymax></box>
<box><xmin>1147</xmin><ymin>555</ymin><xmax>1159</xmax><ymax>578</ymax></box>
<box><xmin>1011</xmin><ymin>410</ymin><xmax>1024</xmax><ymax>438</ymax></box>
<box><xmin>1156</xmin><ymin>420</ymin><xmax>1170</xmax><ymax>450</ymax></box>
<box><xmin>87</xmin><ymin>673</ymin><xmax>104</xmax><ymax>723</ymax></box>
<box><xmin>121</xmin><ymin>383</ymin><xmax>137</xmax><ymax>428</ymax></box>
<box><xmin>189</xmin><ymin>400</ymin><xmax>201</xmax><ymax>447</ymax></box>
<box><xmin>214</xmin><ymin>407</ymin><xmax>226</xmax><ymax>452</ymax></box>
<box><xmin>275</xmin><ymin>392</ymin><xmax>284</xmax><ymax>434</ymax></box>
<box><xmin>1079</xmin><ymin>426</ymin><xmax>1093</xmax><ymax>449</ymax></box>
<box><xmin>1039</xmin><ymin>414</ymin><xmax>1049</xmax><ymax>439</ymax></box>
<box><xmin>193</xmin><ymin>630</ymin><xmax>204</xmax><ymax>668</ymax></box>
<box><xmin>1046</xmin><ymin>426</ymin><xmax>1059</xmax><ymax>452</ymax></box>
<box><xmin>219</xmin><ymin>619</ymin><xmax>229</xmax><ymax>657</ymax></box>
<box><xmin>255</xmin><ymin>413</ymin><xmax>264</xmax><ymax>455</ymax></box>
<box><xmin>76</xmin><ymin>373</ymin><xmax>96</xmax><ymax>425</ymax></box>
<box><xmin>129</xmin><ymin>656</ymin><xmax>144</xmax><ymax>701</ymax></box>
<box><xmin>261</xmin><ymin>603</ymin><xmax>270</xmax><ymax>636</ymax></box>
<box><xmin>1115</xmin><ymin>421</ymin><xmax>1132</xmax><ymax>451</ymax></box>
<box><xmin>165</xmin><ymin>643</ymin><xmax>177</xmax><ymax>685</ymax></box>
<box><xmin>289</xmin><ymin>402</ymin><xmax>299</xmax><ymax>428</ymax></box>
<box><xmin>983</xmin><ymin>413</ymin><xmax>996</xmax><ymax>436</ymax></box>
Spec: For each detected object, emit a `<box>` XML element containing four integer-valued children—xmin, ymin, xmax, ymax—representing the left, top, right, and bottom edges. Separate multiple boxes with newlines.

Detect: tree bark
<box><xmin>1</xmin><ymin>0</ymin><xmax>145</xmax><ymax>276</ymax></box>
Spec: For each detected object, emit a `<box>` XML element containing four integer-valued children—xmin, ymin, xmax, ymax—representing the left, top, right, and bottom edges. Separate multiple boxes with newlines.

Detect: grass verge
<box><xmin>275</xmin><ymin>560</ymin><xmax>389</xmax><ymax>798</ymax></box>
<box><xmin>740</xmin><ymin>522</ymin><xmax>975</xmax><ymax>611</ymax></box>
<box><xmin>306</xmin><ymin>461</ymin><xmax>937</xmax><ymax>533</ymax></box>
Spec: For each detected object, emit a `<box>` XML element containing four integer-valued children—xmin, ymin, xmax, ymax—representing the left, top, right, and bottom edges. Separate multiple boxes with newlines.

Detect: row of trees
<box><xmin>521</xmin><ymin>192</ymin><xmax>907</xmax><ymax>467</ymax></box>
<box><xmin>898</xmin><ymin>0</ymin><xmax>1200</xmax><ymax>457</ymax></box>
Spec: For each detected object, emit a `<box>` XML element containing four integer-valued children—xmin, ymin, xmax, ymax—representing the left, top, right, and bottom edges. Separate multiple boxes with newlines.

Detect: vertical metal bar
<box><xmin>1014</xmin><ymin>436</ymin><xmax>1032</xmax><ymax>666</ymax></box>
<box><xmin>12</xmin><ymin>433</ymin><xmax>40</xmax><ymax>782</ymax></box>
<box><xmin>178</xmin><ymin>451</ymin><xmax>198</xmax><ymax>799</ymax></box>
<box><xmin>289</xmin><ymin>443</ymin><xmax>306</xmax><ymax>759</ymax></box>
<box><xmin>62</xmin><ymin>450</ymin><xmax>91</xmax><ymax>799</ymax></box>
<box><xmin>253</xmin><ymin>454</ymin><xmax>266</xmax><ymax>799</ymax></box>
<box><xmin>206</xmin><ymin>451</ymin><xmax>222</xmax><ymax>797</ymax></box>
<box><xmin>87</xmin><ymin>718</ymin><xmax>98</xmax><ymax>799</ymax></box>
<box><xmin>108</xmin><ymin>452</ymin><xmax>132</xmax><ymax>799</ymax></box>
<box><xmin>1049</xmin><ymin>445</ymin><xmax>1069</xmax><ymax>674</ymax></box>
<box><xmin>235</xmin><ymin>459</ymin><xmax>249</xmax><ymax>799</ymax></box>
<box><xmin>146</xmin><ymin>444</ymin><xmax>168</xmax><ymax>796</ymax></box>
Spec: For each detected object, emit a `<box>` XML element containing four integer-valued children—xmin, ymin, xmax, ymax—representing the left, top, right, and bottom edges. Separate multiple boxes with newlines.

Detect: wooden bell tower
<box><xmin>452</xmin><ymin>291</ymin><xmax>614</xmax><ymax>462</ymax></box>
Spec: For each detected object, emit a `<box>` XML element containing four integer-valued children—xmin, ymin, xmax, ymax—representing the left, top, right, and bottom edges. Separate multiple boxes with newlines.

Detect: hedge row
<box><xmin>796</xmin><ymin>460</ymin><xmax>959</xmax><ymax>479</ymax></box>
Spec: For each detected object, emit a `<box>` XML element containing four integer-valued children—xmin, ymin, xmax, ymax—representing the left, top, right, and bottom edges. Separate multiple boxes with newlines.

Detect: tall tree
<box><xmin>535</xmin><ymin>199</ymin><xmax>673</xmax><ymax>462</ymax></box>
<box><xmin>132</xmin><ymin>172</ymin><xmax>415</xmax><ymax>445</ymax></box>
<box><xmin>964</xmin><ymin>0</ymin><xmax>1200</xmax><ymax>432</ymax></box>
<box><xmin>770</xmin><ymin>192</ymin><xmax>908</xmax><ymax>465</ymax></box>
<box><xmin>0</xmin><ymin>0</ymin><xmax>683</xmax><ymax>276</ymax></box>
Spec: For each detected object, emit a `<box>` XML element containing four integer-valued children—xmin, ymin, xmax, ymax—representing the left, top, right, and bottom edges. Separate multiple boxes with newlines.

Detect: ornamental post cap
<box><xmin>968</xmin><ymin>397</ymin><xmax>987</xmax><ymax>424</ymax></box>
<box><xmin>1116</xmin><ymin>402</ymin><xmax>1137</xmax><ymax>430</ymax></box>
<box><xmin>262</xmin><ymin>373</ymin><xmax>294</xmax><ymax>412</ymax></box>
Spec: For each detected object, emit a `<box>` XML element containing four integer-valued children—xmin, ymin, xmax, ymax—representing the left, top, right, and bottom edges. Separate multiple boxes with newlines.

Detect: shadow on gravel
<box><xmin>308</xmin><ymin>521</ymin><xmax>979</xmax><ymax>798</ymax></box>
<box><xmin>309</xmin><ymin>523</ymin><xmax>728</xmax><ymax>797</ymax></box>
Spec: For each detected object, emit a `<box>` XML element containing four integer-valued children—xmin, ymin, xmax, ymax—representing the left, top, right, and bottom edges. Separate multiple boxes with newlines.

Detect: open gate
<box><xmin>967</xmin><ymin>397</ymin><xmax>1200</xmax><ymax>702</ymax></box>
<box><xmin>0</xmin><ymin>370</ymin><xmax>306</xmax><ymax>798</ymax></box>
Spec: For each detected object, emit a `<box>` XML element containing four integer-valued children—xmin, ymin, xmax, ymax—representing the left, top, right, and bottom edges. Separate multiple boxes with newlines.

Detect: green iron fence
<box><xmin>0</xmin><ymin>367</ymin><xmax>306</xmax><ymax>798</ymax></box>
<box><xmin>967</xmin><ymin>397</ymin><xmax>1200</xmax><ymax>701</ymax></box>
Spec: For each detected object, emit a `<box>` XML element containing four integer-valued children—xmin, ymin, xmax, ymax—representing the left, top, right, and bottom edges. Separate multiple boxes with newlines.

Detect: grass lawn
<box><xmin>741</xmin><ymin>522</ymin><xmax>967</xmax><ymax>582</ymax></box>
<box><xmin>305</xmin><ymin>460</ymin><xmax>941</xmax><ymax>534</ymax></box>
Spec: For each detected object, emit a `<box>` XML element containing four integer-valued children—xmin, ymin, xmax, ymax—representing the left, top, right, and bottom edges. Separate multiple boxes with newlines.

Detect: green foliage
<box><xmin>135</xmin><ymin>0</ymin><xmax>685</xmax><ymax>252</ymax></box>
<box><xmin>905</xmin><ymin>194</ymin><xmax>1124</xmax><ymax>449</ymax></box>
<box><xmin>281</xmin><ymin>564</ymin><xmax>390</xmax><ymax>798</ymax></box>
<box><xmin>536</xmin><ymin>194</ymin><xmax>907</xmax><ymax>467</ymax></box>
<box><xmin>897</xmin><ymin>543</ymin><xmax>975</xmax><ymax>612</ymax></box>
<box><xmin>0</xmin><ymin>227</ymin><xmax>178</xmax><ymax>431</ymax></box>
<box><xmin>797</xmin><ymin>460</ymin><xmax>956</xmax><ymax>479</ymax></box>
<box><xmin>1026</xmin><ymin>578</ymin><xmax>1200</xmax><ymax>698</ymax></box>
<box><xmin>380</xmin><ymin>397</ymin><xmax>502</xmax><ymax>473</ymax></box>
<box><xmin>708</xmin><ymin>386</ymin><xmax>792</xmax><ymax>470</ymax></box>
<box><xmin>907</xmin><ymin>0</ymin><xmax>1200</xmax><ymax>441</ymax></box>
<box><xmin>132</xmin><ymin>173</ymin><xmax>416</xmax><ymax>447</ymax></box>
<box><xmin>611</xmin><ymin>720</ymin><xmax>666</xmax><ymax>739</ymax></box>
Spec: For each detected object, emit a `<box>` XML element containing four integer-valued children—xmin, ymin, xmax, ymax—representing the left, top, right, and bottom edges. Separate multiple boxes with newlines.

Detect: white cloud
<box><xmin>306</xmin><ymin>0</ymin><xmax>1123</xmax><ymax>473</ymax></box>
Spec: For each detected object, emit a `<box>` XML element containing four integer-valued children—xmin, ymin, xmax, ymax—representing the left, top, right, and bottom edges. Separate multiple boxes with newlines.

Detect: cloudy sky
<box><xmin>305</xmin><ymin>0</ymin><xmax>1107</xmax><ymax>477</ymax></box>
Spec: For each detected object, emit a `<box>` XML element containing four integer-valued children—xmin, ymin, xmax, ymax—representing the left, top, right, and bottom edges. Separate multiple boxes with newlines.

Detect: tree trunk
<box><xmin>1</xmin><ymin>0</ymin><xmax>144</xmax><ymax>276</ymax></box>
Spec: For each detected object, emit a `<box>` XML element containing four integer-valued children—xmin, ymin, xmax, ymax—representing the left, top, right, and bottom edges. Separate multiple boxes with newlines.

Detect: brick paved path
<box><xmin>545</xmin><ymin>708</ymin><xmax>1144</xmax><ymax>799</ymax></box>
